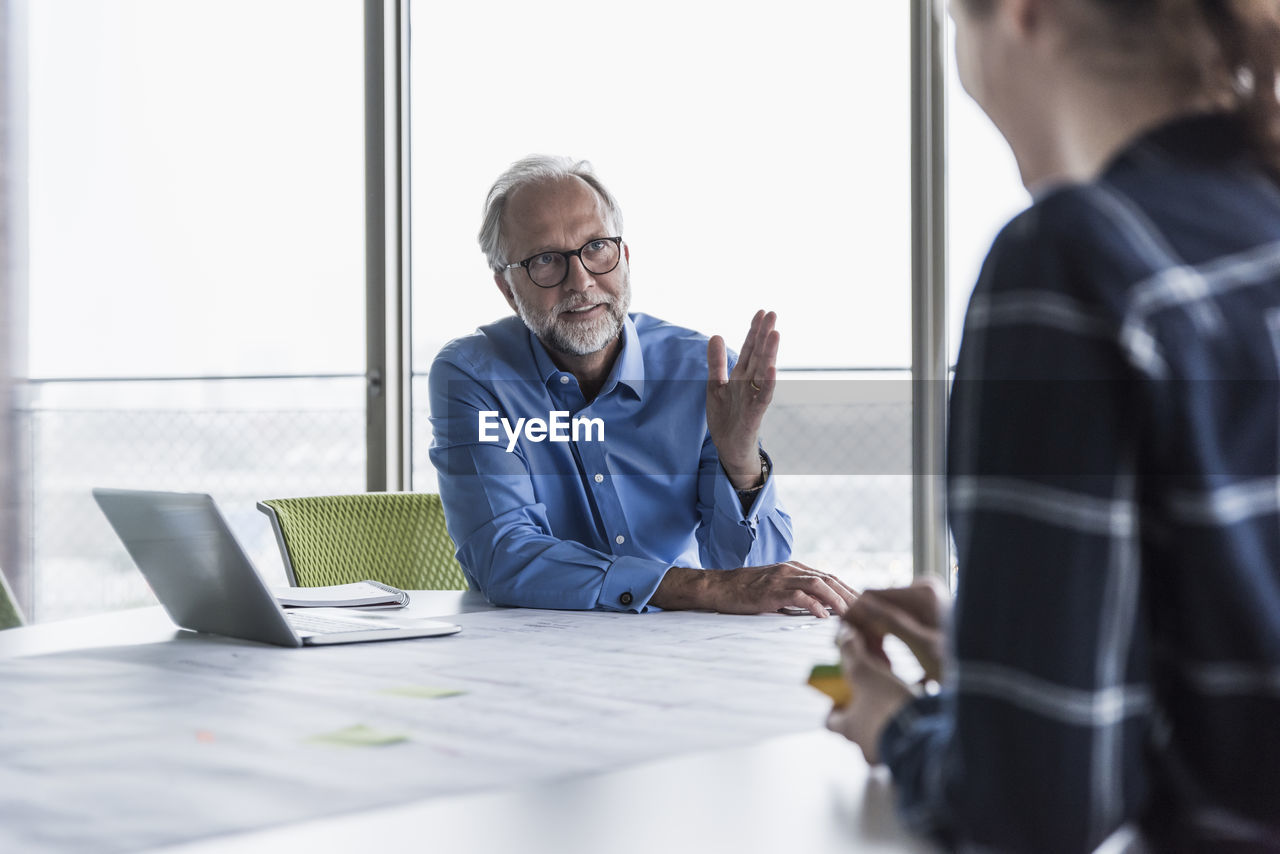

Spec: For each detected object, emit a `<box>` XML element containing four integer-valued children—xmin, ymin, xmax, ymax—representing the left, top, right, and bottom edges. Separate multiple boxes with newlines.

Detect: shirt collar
<box><xmin>528</xmin><ymin>313</ymin><xmax>646</xmax><ymax>401</ymax></box>
<box><xmin>611</xmin><ymin>314</ymin><xmax>646</xmax><ymax>400</ymax></box>
<box><xmin>1105</xmin><ymin>111</ymin><xmax>1248</xmax><ymax>178</ymax></box>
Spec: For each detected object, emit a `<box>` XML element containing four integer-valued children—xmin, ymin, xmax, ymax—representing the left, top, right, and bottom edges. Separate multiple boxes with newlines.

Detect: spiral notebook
<box><xmin>92</xmin><ymin>488</ymin><xmax>458</xmax><ymax>647</ymax></box>
<box><xmin>273</xmin><ymin>581</ymin><xmax>410</xmax><ymax>610</ymax></box>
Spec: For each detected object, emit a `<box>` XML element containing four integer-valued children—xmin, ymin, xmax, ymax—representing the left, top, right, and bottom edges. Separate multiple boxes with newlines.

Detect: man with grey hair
<box><xmin>428</xmin><ymin>155</ymin><xmax>855</xmax><ymax>616</ymax></box>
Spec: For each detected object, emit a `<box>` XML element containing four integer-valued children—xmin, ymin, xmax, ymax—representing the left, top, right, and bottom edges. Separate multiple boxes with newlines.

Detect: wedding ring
<box><xmin>749</xmin><ymin>380</ymin><xmax>762</xmax><ymax>392</ymax></box>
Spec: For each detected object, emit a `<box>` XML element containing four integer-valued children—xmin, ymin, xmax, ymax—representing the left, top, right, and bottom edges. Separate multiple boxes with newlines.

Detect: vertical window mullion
<box><xmin>911</xmin><ymin>0</ymin><xmax>949</xmax><ymax>582</ymax></box>
<box><xmin>365</xmin><ymin>0</ymin><xmax>412</xmax><ymax>492</ymax></box>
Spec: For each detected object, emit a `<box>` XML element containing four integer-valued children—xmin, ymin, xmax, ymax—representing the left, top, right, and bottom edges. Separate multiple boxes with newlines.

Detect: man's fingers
<box><xmin>751</xmin><ymin>362</ymin><xmax>778</xmax><ymax>407</ymax></box>
<box><xmin>749</xmin><ymin>312</ymin><xmax>777</xmax><ymax>372</ymax></box>
<box><xmin>758</xmin><ymin>327</ymin><xmax>780</xmax><ymax>373</ymax></box>
<box><xmin>741</xmin><ymin>319</ymin><xmax>779</xmax><ymax>407</ymax></box>
<box><xmin>736</xmin><ymin>309</ymin><xmax>765</xmax><ymax>368</ymax></box>
<box><xmin>799</xmin><ymin>577</ymin><xmax>857</xmax><ymax>618</ymax></box>
<box><xmin>716</xmin><ymin>562</ymin><xmax>860</xmax><ymax>618</ymax></box>
<box><xmin>773</xmin><ymin>567</ymin><xmax>844</xmax><ymax>618</ymax></box>
<box><xmin>784</xmin><ymin>561</ymin><xmax>858</xmax><ymax>609</ymax></box>
<box><xmin>707</xmin><ymin>335</ymin><xmax>729</xmax><ymax>387</ymax></box>
<box><xmin>707</xmin><ymin>312</ymin><xmax>780</xmax><ymax>424</ymax></box>
<box><xmin>824</xmin><ymin>569</ymin><xmax>861</xmax><ymax>606</ymax></box>
<box><xmin>736</xmin><ymin>311</ymin><xmax>776</xmax><ymax>383</ymax></box>
<box><xmin>784</xmin><ymin>590</ymin><xmax>832</xmax><ymax>619</ymax></box>
<box><xmin>785</xmin><ymin>571</ymin><xmax>853</xmax><ymax>617</ymax></box>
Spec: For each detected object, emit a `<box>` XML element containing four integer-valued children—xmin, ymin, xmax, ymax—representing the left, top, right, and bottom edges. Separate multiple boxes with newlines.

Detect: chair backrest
<box><xmin>0</xmin><ymin>567</ymin><xmax>25</xmax><ymax>630</ymax></box>
<box><xmin>256</xmin><ymin>493</ymin><xmax>468</xmax><ymax>591</ymax></box>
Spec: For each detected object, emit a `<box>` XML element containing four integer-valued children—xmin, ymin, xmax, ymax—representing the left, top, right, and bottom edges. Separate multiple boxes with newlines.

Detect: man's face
<box><xmin>495</xmin><ymin>176</ymin><xmax>630</xmax><ymax>358</ymax></box>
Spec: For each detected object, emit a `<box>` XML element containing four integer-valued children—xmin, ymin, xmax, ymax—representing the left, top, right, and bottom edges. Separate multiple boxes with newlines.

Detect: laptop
<box><xmin>92</xmin><ymin>488</ymin><xmax>461</xmax><ymax>647</ymax></box>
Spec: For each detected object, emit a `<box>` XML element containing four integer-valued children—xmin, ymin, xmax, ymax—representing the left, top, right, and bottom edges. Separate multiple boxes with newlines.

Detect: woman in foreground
<box><xmin>829</xmin><ymin>1</ymin><xmax>1280</xmax><ymax>851</ymax></box>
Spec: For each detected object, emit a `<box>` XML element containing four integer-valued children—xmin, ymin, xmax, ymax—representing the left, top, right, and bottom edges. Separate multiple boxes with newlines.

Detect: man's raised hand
<box><xmin>706</xmin><ymin>310</ymin><xmax>779</xmax><ymax>489</ymax></box>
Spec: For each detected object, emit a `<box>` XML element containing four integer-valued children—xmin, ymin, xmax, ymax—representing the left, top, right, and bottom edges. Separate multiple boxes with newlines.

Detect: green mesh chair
<box><xmin>256</xmin><ymin>493</ymin><xmax>469</xmax><ymax>591</ymax></box>
<box><xmin>0</xmin><ymin>567</ymin><xmax>25</xmax><ymax>630</ymax></box>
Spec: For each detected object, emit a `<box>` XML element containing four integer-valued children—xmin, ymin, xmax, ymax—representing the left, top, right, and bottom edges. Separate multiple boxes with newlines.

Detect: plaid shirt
<box><xmin>881</xmin><ymin>114</ymin><xmax>1280</xmax><ymax>852</ymax></box>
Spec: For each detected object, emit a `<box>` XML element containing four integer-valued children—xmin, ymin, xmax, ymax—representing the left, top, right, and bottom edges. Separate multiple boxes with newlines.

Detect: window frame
<box><xmin>364</xmin><ymin>0</ymin><xmax>413</xmax><ymax>492</ymax></box>
<box><xmin>363</xmin><ymin>0</ymin><xmax>952</xmax><ymax>580</ymax></box>
<box><xmin>0</xmin><ymin>0</ymin><xmax>951</xmax><ymax>617</ymax></box>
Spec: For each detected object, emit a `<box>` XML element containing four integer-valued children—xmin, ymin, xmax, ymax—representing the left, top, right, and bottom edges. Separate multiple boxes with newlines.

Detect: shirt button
<box><xmin>615</xmin><ymin>534</ymin><xmax>625</xmax><ymax>545</ymax></box>
<box><xmin>620</xmin><ymin>592</ymin><xmax>633</xmax><ymax>606</ymax></box>
<box><xmin>594</xmin><ymin>473</ymin><xmax>604</xmax><ymax>483</ymax></box>
<box><xmin>559</xmin><ymin>375</ymin><xmax>570</xmax><ymax>384</ymax></box>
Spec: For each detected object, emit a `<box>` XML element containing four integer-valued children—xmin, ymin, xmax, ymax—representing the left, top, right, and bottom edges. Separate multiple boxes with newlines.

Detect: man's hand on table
<box><xmin>651</xmin><ymin>561</ymin><xmax>858</xmax><ymax>618</ymax></box>
<box><xmin>706</xmin><ymin>309</ymin><xmax>779</xmax><ymax>490</ymax></box>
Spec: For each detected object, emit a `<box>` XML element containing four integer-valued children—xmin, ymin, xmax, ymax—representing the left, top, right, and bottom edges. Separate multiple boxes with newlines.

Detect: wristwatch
<box><xmin>734</xmin><ymin>452</ymin><xmax>771</xmax><ymax>497</ymax></box>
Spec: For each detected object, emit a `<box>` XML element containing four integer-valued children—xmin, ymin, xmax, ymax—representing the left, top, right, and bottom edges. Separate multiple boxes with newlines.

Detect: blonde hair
<box><xmin>959</xmin><ymin>0</ymin><xmax>1280</xmax><ymax>179</ymax></box>
<box><xmin>1201</xmin><ymin>0</ymin><xmax>1280</xmax><ymax>179</ymax></box>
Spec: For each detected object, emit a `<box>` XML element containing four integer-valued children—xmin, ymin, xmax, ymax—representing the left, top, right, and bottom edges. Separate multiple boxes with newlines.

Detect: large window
<box><xmin>1</xmin><ymin>1</ymin><xmax>1016</xmax><ymax>621</ymax></box>
<box><xmin>410</xmin><ymin>1</ymin><xmax>916</xmax><ymax>588</ymax></box>
<box><xmin>944</xmin><ymin>12</ymin><xmax>1029</xmax><ymax>361</ymax></box>
<box><xmin>5</xmin><ymin>0</ymin><xmax>365</xmax><ymax>619</ymax></box>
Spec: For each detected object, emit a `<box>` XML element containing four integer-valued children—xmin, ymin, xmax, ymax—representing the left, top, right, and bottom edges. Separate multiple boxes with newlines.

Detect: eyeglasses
<box><xmin>503</xmin><ymin>236</ymin><xmax>623</xmax><ymax>288</ymax></box>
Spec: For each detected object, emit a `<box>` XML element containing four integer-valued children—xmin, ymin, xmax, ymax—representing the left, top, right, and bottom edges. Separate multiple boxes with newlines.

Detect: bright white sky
<box><xmin>25</xmin><ymin>0</ymin><xmax>1026</xmax><ymax>379</ymax></box>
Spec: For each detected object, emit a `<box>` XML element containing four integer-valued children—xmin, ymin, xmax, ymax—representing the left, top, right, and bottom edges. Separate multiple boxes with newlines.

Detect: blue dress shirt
<box><xmin>428</xmin><ymin>312</ymin><xmax>793</xmax><ymax>611</ymax></box>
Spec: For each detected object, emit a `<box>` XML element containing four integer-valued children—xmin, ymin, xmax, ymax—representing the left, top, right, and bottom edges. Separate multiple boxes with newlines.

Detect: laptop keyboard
<box><xmin>285</xmin><ymin>611</ymin><xmax>399</xmax><ymax>634</ymax></box>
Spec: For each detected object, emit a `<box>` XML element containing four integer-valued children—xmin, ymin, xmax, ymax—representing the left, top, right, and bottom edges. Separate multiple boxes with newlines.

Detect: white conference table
<box><xmin>0</xmin><ymin>592</ymin><xmax>938</xmax><ymax>854</ymax></box>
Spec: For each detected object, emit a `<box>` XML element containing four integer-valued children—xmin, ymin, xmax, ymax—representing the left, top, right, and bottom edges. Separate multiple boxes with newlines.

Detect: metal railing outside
<box><xmin>412</xmin><ymin>369</ymin><xmax>916</xmax><ymax>592</ymax></box>
<box><xmin>15</xmin><ymin>376</ymin><xmax>366</xmax><ymax>622</ymax></box>
<box><xmin>15</xmin><ymin>369</ymin><xmax>916</xmax><ymax>622</ymax></box>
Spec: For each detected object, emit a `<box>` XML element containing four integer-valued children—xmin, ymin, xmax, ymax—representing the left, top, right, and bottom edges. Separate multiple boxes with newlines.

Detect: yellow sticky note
<box><xmin>807</xmin><ymin>663</ymin><xmax>853</xmax><ymax>709</ymax></box>
<box><xmin>379</xmin><ymin>685</ymin><xmax>466</xmax><ymax>700</ymax></box>
<box><xmin>307</xmin><ymin>724</ymin><xmax>409</xmax><ymax>747</ymax></box>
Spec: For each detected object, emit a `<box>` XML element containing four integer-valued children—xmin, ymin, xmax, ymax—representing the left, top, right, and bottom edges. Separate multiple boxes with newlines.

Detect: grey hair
<box><xmin>478</xmin><ymin>154</ymin><xmax>625</xmax><ymax>273</ymax></box>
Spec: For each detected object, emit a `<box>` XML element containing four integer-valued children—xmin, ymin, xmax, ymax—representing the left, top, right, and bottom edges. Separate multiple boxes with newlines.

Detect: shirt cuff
<box><xmin>597</xmin><ymin>555</ymin><xmax>674</xmax><ymax>613</ymax></box>
<box><xmin>716</xmin><ymin>449</ymin><xmax>778</xmax><ymax>522</ymax></box>
<box><xmin>879</xmin><ymin>692</ymin><xmax>945</xmax><ymax>774</ymax></box>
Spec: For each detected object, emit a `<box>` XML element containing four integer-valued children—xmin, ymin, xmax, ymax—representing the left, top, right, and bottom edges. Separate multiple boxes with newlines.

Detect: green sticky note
<box><xmin>808</xmin><ymin>662</ymin><xmax>852</xmax><ymax>708</ymax></box>
<box><xmin>307</xmin><ymin>724</ymin><xmax>409</xmax><ymax>747</ymax></box>
<box><xmin>379</xmin><ymin>685</ymin><xmax>466</xmax><ymax>700</ymax></box>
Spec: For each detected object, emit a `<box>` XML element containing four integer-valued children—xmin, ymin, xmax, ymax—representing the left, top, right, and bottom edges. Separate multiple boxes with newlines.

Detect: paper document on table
<box><xmin>0</xmin><ymin>607</ymin><xmax>840</xmax><ymax>853</ymax></box>
<box><xmin>272</xmin><ymin>580</ymin><xmax>410</xmax><ymax>609</ymax></box>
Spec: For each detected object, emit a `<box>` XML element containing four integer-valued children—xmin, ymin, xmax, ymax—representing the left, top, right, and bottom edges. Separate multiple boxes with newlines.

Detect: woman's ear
<box><xmin>996</xmin><ymin>0</ymin><xmax>1042</xmax><ymax>41</ymax></box>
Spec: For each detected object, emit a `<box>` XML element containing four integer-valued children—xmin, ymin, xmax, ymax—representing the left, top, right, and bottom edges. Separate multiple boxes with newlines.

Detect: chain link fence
<box><xmin>17</xmin><ymin>378</ymin><xmax>366</xmax><ymax>622</ymax></box>
<box><xmin>413</xmin><ymin>372</ymin><xmax>917</xmax><ymax>592</ymax></box>
<box><xmin>16</xmin><ymin>373</ymin><xmax>916</xmax><ymax>623</ymax></box>
<box><xmin>762</xmin><ymin>376</ymin><xmax>913</xmax><ymax>590</ymax></box>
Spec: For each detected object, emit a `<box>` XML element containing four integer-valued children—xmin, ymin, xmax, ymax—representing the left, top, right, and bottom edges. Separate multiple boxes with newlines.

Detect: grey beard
<box><xmin>513</xmin><ymin>289</ymin><xmax>630</xmax><ymax>357</ymax></box>
<box><xmin>538</xmin><ymin>310</ymin><xmax>624</xmax><ymax>356</ymax></box>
